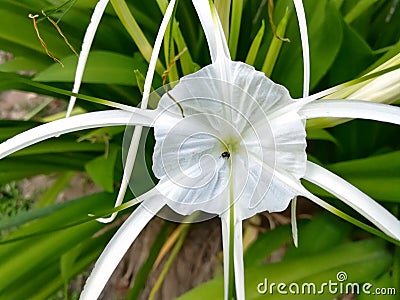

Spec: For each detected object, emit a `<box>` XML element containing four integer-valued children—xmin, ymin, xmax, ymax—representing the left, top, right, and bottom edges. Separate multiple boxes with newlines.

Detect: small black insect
<box><xmin>221</xmin><ymin>151</ymin><xmax>230</xmax><ymax>159</ymax></box>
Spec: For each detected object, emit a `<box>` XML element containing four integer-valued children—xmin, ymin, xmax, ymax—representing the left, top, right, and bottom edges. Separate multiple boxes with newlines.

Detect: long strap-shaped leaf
<box><xmin>0</xmin><ymin>109</ymin><xmax>157</xmax><ymax>159</ymax></box>
<box><xmin>80</xmin><ymin>191</ymin><xmax>165</xmax><ymax>300</ymax></box>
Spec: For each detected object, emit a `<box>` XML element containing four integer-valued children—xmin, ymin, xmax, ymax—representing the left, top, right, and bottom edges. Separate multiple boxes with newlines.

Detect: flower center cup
<box><xmin>123</xmin><ymin>60</ymin><xmax>307</xmax><ymax>222</ymax></box>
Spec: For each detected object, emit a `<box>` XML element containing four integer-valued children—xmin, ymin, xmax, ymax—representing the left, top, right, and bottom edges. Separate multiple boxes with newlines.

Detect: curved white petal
<box><xmin>233</xmin><ymin>212</ymin><xmax>245</xmax><ymax>299</ymax></box>
<box><xmin>192</xmin><ymin>0</ymin><xmax>231</xmax><ymax>63</ymax></box>
<box><xmin>237</xmin><ymin>154</ymin><xmax>299</xmax><ymax>218</ymax></box>
<box><xmin>80</xmin><ymin>190</ymin><xmax>165</xmax><ymax>300</ymax></box>
<box><xmin>220</xmin><ymin>211</ymin><xmax>230</xmax><ymax>300</ymax></box>
<box><xmin>67</xmin><ymin>0</ymin><xmax>109</xmax><ymax>117</ymax></box>
<box><xmin>300</xmin><ymin>100</ymin><xmax>400</xmax><ymax>125</ymax></box>
<box><xmin>291</xmin><ymin>197</ymin><xmax>298</xmax><ymax>247</ymax></box>
<box><xmin>159</xmin><ymin>60</ymin><xmax>296</xmax><ymax>126</ymax></box>
<box><xmin>304</xmin><ymin>161</ymin><xmax>400</xmax><ymax>240</ymax></box>
<box><xmin>248</xmin><ymin>156</ymin><xmax>400</xmax><ymax>241</ymax></box>
<box><xmin>101</xmin><ymin>0</ymin><xmax>178</xmax><ymax>223</ymax></box>
<box><xmin>293</xmin><ymin>0</ymin><xmax>310</xmax><ymax>98</ymax></box>
<box><xmin>219</xmin><ymin>206</ymin><xmax>245</xmax><ymax>300</ymax></box>
<box><xmin>292</xmin><ymin>0</ymin><xmax>309</xmax><ymax>239</ymax></box>
<box><xmin>0</xmin><ymin>109</ymin><xmax>157</xmax><ymax>159</ymax></box>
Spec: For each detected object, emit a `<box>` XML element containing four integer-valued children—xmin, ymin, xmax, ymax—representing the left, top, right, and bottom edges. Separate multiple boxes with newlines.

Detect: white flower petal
<box><xmin>142</xmin><ymin>0</ymin><xmax>177</xmax><ymax>105</ymax></box>
<box><xmin>233</xmin><ymin>212</ymin><xmax>245</xmax><ymax>299</ymax></box>
<box><xmin>220</xmin><ymin>210</ymin><xmax>230</xmax><ymax>300</ymax></box>
<box><xmin>244</xmin><ymin>156</ymin><xmax>400</xmax><ymax>241</ymax></box>
<box><xmin>0</xmin><ymin>109</ymin><xmax>157</xmax><ymax>159</ymax></box>
<box><xmin>291</xmin><ymin>197</ymin><xmax>299</xmax><ymax>247</ymax></box>
<box><xmin>155</xmin><ymin>153</ymin><xmax>230</xmax><ymax>216</ymax></box>
<box><xmin>159</xmin><ymin>61</ymin><xmax>296</xmax><ymax>133</ymax></box>
<box><xmin>291</xmin><ymin>2</ymin><xmax>309</xmax><ymax>240</ymax></box>
<box><xmin>67</xmin><ymin>0</ymin><xmax>109</xmax><ymax>117</ymax></box>
<box><xmin>102</xmin><ymin>0</ymin><xmax>177</xmax><ymax>223</ymax></box>
<box><xmin>293</xmin><ymin>0</ymin><xmax>310</xmax><ymax>98</ymax></box>
<box><xmin>234</xmin><ymin>153</ymin><xmax>299</xmax><ymax>218</ymax></box>
<box><xmin>267</xmin><ymin>111</ymin><xmax>307</xmax><ymax>178</ymax></box>
<box><xmin>304</xmin><ymin>161</ymin><xmax>400</xmax><ymax>240</ymax></box>
<box><xmin>192</xmin><ymin>0</ymin><xmax>230</xmax><ymax>63</ymax></box>
<box><xmin>300</xmin><ymin>100</ymin><xmax>400</xmax><ymax>125</ymax></box>
<box><xmin>80</xmin><ymin>190</ymin><xmax>164</xmax><ymax>300</ymax></box>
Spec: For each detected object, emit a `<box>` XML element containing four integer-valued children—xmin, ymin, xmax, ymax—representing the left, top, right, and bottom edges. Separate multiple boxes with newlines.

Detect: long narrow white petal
<box><xmin>300</xmin><ymin>100</ymin><xmax>400</xmax><ymax>125</ymax></box>
<box><xmin>252</xmin><ymin>155</ymin><xmax>400</xmax><ymax>241</ymax></box>
<box><xmin>80</xmin><ymin>191</ymin><xmax>165</xmax><ymax>300</ymax></box>
<box><xmin>291</xmin><ymin>197</ymin><xmax>298</xmax><ymax>247</ymax></box>
<box><xmin>293</xmin><ymin>0</ymin><xmax>310</xmax><ymax>98</ymax></box>
<box><xmin>304</xmin><ymin>161</ymin><xmax>400</xmax><ymax>240</ymax></box>
<box><xmin>67</xmin><ymin>0</ymin><xmax>109</xmax><ymax>117</ymax></box>
<box><xmin>0</xmin><ymin>109</ymin><xmax>157</xmax><ymax>159</ymax></box>
<box><xmin>233</xmin><ymin>211</ymin><xmax>245</xmax><ymax>299</ymax></box>
<box><xmin>288</xmin><ymin>3</ymin><xmax>305</xmax><ymax>241</ymax></box>
<box><xmin>220</xmin><ymin>211</ymin><xmax>230</xmax><ymax>300</ymax></box>
<box><xmin>99</xmin><ymin>0</ymin><xmax>177</xmax><ymax>223</ymax></box>
<box><xmin>291</xmin><ymin>0</ymin><xmax>309</xmax><ymax>242</ymax></box>
<box><xmin>192</xmin><ymin>0</ymin><xmax>231</xmax><ymax>63</ymax></box>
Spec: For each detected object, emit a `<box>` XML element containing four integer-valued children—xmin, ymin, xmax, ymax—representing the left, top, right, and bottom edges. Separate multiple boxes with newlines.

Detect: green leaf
<box><xmin>273</xmin><ymin>0</ymin><xmax>343</xmax><ymax>97</ymax></box>
<box><xmin>344</xmin><ymin>0</ymin><xmax>380</xmax><ymax>24</ymax></box>
<box><xmin>85</xmin><ymin>146</ymin><xmax>119</xmax><ymax>192</ymax></box>
<box><xmin>127</xmin><ymin>222</ymin><xmax>172</xmax><ymax>299</ymax></box>
<box><xmin>0</xmin><ymin>190</ymin><xmax>116</xmax><ymax>233</ymax></box>
<box><xmin>60</xmin><ymin>243</ymin><xmax>84</xmax><ymax>285</ymax></box>
<box><xmin>245</xmin><ymin>20</ymin><xmax>265</xmax><ymax>66</ymax></box>
<box><xmin>358</xmin><ymin>272</ymin><xmax>398</xmax><ymax>300</ymax></box>
<box><xmin>36</xmin><ymin>171</ymin><xmax>75</xmax><ymax>207</ymax></box>
<box><xmin>284</xmin><ymin>213</ymin><xmax>351</xmax><ymax>258</ymax></box>
<box><xmin>327</xmin><ymin>19</ymin><xmax>374</xmax><ymax>86</ymax></box>
<box><xmin>178</xmin><ymin>239</ymin><xmax>391</xmax><ymax>299</ymax></box>
<box><xmin>262</xmin><ymin>7</ymin><xmax>291</xmax><ymax>77</ymax></box>
<box><xmin>2</xmin><ymin>230</ymin><xmax>114</xmax><ymax>300</ymax></box>
<box><xmin>0</xmin><ymin>71</ymin><xmax>136</xmax><ymax>111</ymax></box>
<box><xmin>229</xmin><ymin>0</ymin><xmax>244</xmax><ymax>60</ymax></box>
<box><xmin>0</xmin><ymin>56</ymin><xmax>49</xmax><ymax>72</ymax></box>
<box><xmin>0</xmin><ymin>120</ymin><xmax>39</xmax><ymax>141</ymax></box>
<box><xmin>110</xmin><ymin>0</ymin><xmax>165</xmax><ymax>75</ymax></box>
<box><xmin>0</xmin><ymin>190</ymin><xmax>124</xmax><ymax>291</ymax></box>
<box><xmin>9</xmin><ymin>139</ymin><xmax>105</xmax><ymax>157</ymax></box>
<box><xmin>306</xmin><ymin>129</ymin><xmax>339</xmax><ymax>144</ymax></box>
<box><xmin>0</xmin><ymin>154</ymin><xmax>91</xmax><ymax>184</ymax></box>
<box><xmin>34</xmin><ymin>51</ymin><xmax>147</xmax><ymax>85</ymax></box>
<box><xmin>0</xmin><ymin>3</ymin><xmax>79</xmax><ymax>58</ymax></box>
<box><xmin>244</xmin><ymin>224</ymin><xmax>291</xmax><ymax>267</ymax></box>
<box><xmin>0</xmin><ymin>201</ymin><xmax>118</xmax><ymax>299</ymax></box>
<box><xmin>327</xmin><ymin>151</ymin><xmax>400</xmax><ymax>202</ymax></box>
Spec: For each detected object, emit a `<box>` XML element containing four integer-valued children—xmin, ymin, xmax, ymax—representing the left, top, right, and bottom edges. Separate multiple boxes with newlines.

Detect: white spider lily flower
<box><xmin>0</xmin><ymin>0</ymin><xmax>400</xmax><ymax>299</ymax></box>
